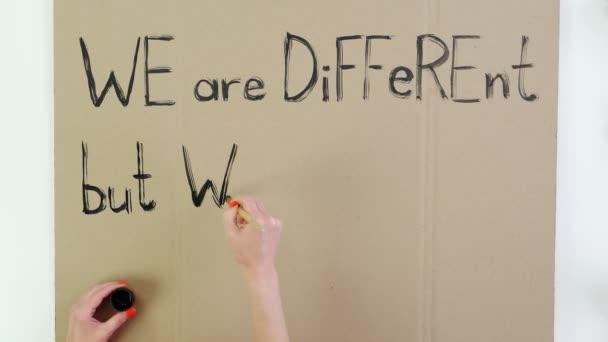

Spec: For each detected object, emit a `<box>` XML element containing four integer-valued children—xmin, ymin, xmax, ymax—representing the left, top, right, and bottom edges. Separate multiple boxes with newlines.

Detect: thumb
<box><xmin>101</xmin><ymin>308</ymin><xmax>135</xmax><ymax>338</ymax></box>
<box><xmin>223</xmin><ymin>206</ymin><xmax>239</xmax><ymax>236</ymax></box>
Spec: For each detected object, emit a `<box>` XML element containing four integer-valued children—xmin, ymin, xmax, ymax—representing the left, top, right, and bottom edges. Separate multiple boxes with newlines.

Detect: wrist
<box><xmin>243</xmin><ymin>265</ymin><xmax>278</xmax><ymax>289</ymax></box>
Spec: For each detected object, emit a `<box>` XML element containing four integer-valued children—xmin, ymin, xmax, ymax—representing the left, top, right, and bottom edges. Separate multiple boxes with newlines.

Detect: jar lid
<box><xmin>110</xmin><ymin>287</ymin><xmax>135</xmax><ymax>312</ymax></box>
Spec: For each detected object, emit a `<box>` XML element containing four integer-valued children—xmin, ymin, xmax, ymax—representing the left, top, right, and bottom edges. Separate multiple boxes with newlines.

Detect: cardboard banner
<box><xmin>55</xmin><ymin>0</ymin><xmax>558</xmax><ymax>340</ymax></box>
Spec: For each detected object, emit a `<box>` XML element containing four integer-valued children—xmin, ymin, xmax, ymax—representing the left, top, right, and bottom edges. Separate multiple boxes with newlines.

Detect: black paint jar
<box><xmin>110</xmin><ymin>287</ymin><xmax>135</xmax><ymax>312</ymax></box>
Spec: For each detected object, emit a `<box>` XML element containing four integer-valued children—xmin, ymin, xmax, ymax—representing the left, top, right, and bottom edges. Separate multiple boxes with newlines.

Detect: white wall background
<box><xmin>0</xmin><ymin>0</ymin><xmax>605</xmax><ymax>341</ymax></box>
<box><xmin>555</xmin><ymin>0</ymin><xmax>608</xmax><ymax>341</ymax></box>
<box><xmin>0</xmin><ymin>0</ymin><xmax>54</xmax><ymax>341</ymax></box>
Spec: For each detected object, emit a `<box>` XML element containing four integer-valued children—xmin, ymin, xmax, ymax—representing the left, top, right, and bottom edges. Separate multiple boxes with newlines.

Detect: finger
<box><xmin>268</xmin><ymin>216</ymin><xmax>282</xmax><ymax>229</ymax></box>
<box><xmin>233</xmin><ymin>196</ymin><xmax>264</xmax><ymax>225</ymax></box>
<box><xmin>81</xmin><ymin>282</ymin><xmax>112</xmax><ymax>302</ymax></box>
<box><xmin>251</xmin><ymin>198</ymin><xmax>280</xmax><ymax>230</ymax></box>
<box><xmin>223</xmin><ymin>206</ymin><xmax>239</xmax><ymax>235</ymax></box>
<box><xmin>253</xmin><ymin>198</ymin><xmax>270</xmax><ymax>217</ymax></box>
<box><xmin>84</xmin><ymin>282</ymin><xmax>127</xmax><ymax>313</ymax></box>
<box><xmin>101</xmin><ymin>308</ymin><xmax>136</xmax><ymax>339</ymax></box>
<box><xmin>233</xmin><ymin>196</ymin><xmax>260</xmax><ymax>216</ymax></box>
<box><xmin>264</xmin><ymin>216</ymin><xmax>282</xmax><ymax>234</ymax></box>
<box><xmin>78</xmin><ymin>281</ymin><xmax>123</xmax><ymax>312</ymax></box>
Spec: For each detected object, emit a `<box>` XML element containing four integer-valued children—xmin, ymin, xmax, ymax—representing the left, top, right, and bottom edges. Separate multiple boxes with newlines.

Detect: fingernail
<box><xmin>118</xmin><ymin>281</ymin><xmax>128</xmax><ymax>286</ymax></box>
<box><xmin>126</xmin><ymin>308</ymin><xmax>137</xmax><ymax>318</ymax></box>
<box><xmin>229</xmin><ymin>200</ymin><xmax>239</xmax><ymax>208</ymax></box>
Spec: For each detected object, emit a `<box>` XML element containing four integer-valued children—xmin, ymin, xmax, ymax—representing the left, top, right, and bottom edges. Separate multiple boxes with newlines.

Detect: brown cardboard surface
<box><xmin>55</xmin><ymin>0</ymin><xmax>558</xmax><ymax>341</ymax></box>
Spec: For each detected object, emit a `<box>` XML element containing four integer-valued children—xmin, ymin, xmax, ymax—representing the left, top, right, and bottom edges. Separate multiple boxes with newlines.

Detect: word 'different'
<box><xmin>81</xmin><ymin>142</ymin><xmax>238</xmax><ymax>215</ymax></box>
<box><xmin>78</xmin><ymin>32</ymin><xmax>538</xmax><ymax>107</ymax></box>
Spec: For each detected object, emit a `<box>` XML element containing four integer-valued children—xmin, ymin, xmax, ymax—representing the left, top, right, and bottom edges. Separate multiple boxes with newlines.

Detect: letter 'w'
<box><xmin>79</xmin><ymin>37</ymin><xmax>141</xmax><ymax>107</ymax></box>
<box><xmin>182</xmin><ymin>144</ymin><xmax>238</xmax><ymax>208</ymax></box>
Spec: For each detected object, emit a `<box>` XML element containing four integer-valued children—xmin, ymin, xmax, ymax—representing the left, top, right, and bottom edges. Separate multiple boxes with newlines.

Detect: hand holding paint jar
<box><xmin>66</xmin><ymin>281</ymin><xmax>137</xmax><ymax>342</ymax></box>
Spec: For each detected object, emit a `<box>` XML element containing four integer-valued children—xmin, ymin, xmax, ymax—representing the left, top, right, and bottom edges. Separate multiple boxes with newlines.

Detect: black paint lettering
<box><xmin>244</xmin><ymin>77</ymin><xmax>266</xmax><ymax>101</ymax></box>
<box><xmin>132</xmin><ymin>142</ymin><xmax>156</xmax><ymax>211</ymax></box>
<box><xmin>512</xmin><ymin>35</ymin><xmax>538</xmax><ymax>101</ymax></box>
<box><xmin>284</xmin><ymin>33</ymin><xmax>318</xmax><ymax>102</ymax></box>
<box><xmin>194</xmin><ymin>79</ymin><xmax>219</xmax><ymax>101</ymax></box>
<box><xmin>364</xmin><ymin>35</ymin><xmax>391</xmax><ymax>100</ymax></box>
<box><xmin>144</xmin><ymin>35</ymin><xmax>175</xmax><ymax>106</ymax></box>
<box><xmin>336</xmin><ymin>35</ymin><xmax>363</xmax><ymax>102</ymax></box>
<box><xmin>322</xmin><ymin>65</ymin><xmax>330</xmax><ymax>102</ymax></box>
<box><xmin>485</xmin><ymin>73</ymin><xmax>510</xmax><ymax>99</ymax></box>
<box><xmin>108</xmin><ymin>188</ymin><xmax>132</xmax><ymax>214</ymax></box>
<box><xmin>79</xmin><ymin>37</ymin><xmax>140</xmax><ymax>107</ymax></box>
<box><xmin>82</xmin><ymin>142</ymin><xmax>106</xmax><ymax>214</ymax></box>
<box><xmin>389</xmin><ymin>66</ymin><xmax>414</xmax><ymax>98</ymax></box>
<box><xmin>450</xmin><ymin>35</ymin><xmax>481</xmax><ymax>103</ymax></box>
<box><xmin>416</xmin><ymin>34</ymin><xmax>450</xmax><ymax>101</ymax></box>
<box><xmin>221</xmin><ymin>78</ymin><xmax>241</xmax><ymax>101</ymax></box>
<box><xmin>182</xmin><ymin>144</ymin><xmax>238</xmax><ymax>208</ymax></box>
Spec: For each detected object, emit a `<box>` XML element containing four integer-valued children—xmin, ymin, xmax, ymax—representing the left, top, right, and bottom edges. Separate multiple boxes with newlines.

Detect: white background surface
<box><xmin>555</xmin><ymin>0</ymin><xmax>608</xmax><ymax>341</ymax></box>
<box><xmin>0</xmin><ymin>0</ymin><xmax>54</xmax><ymax>341</ymax></box>
<box><xmin>0</xmin><ymin>0</ymin><xmax>605</xmax><ymax>341</ymax></box>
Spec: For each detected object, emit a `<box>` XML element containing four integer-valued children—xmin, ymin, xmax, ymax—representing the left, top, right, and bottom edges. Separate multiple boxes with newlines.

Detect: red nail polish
<box><xmin>126</xmin><ymin>308</ymin><xmax>137</xmax><ymax>318</ymax></box>
<box><xmin>229</xmin><ymin>200</ymin><xmax>239</xmax><ymax>208</ymax></box>
<box><xmin>118</xmin><ymin>281</ymin><xmax>128</xmax><ymax>286</ymax></box>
